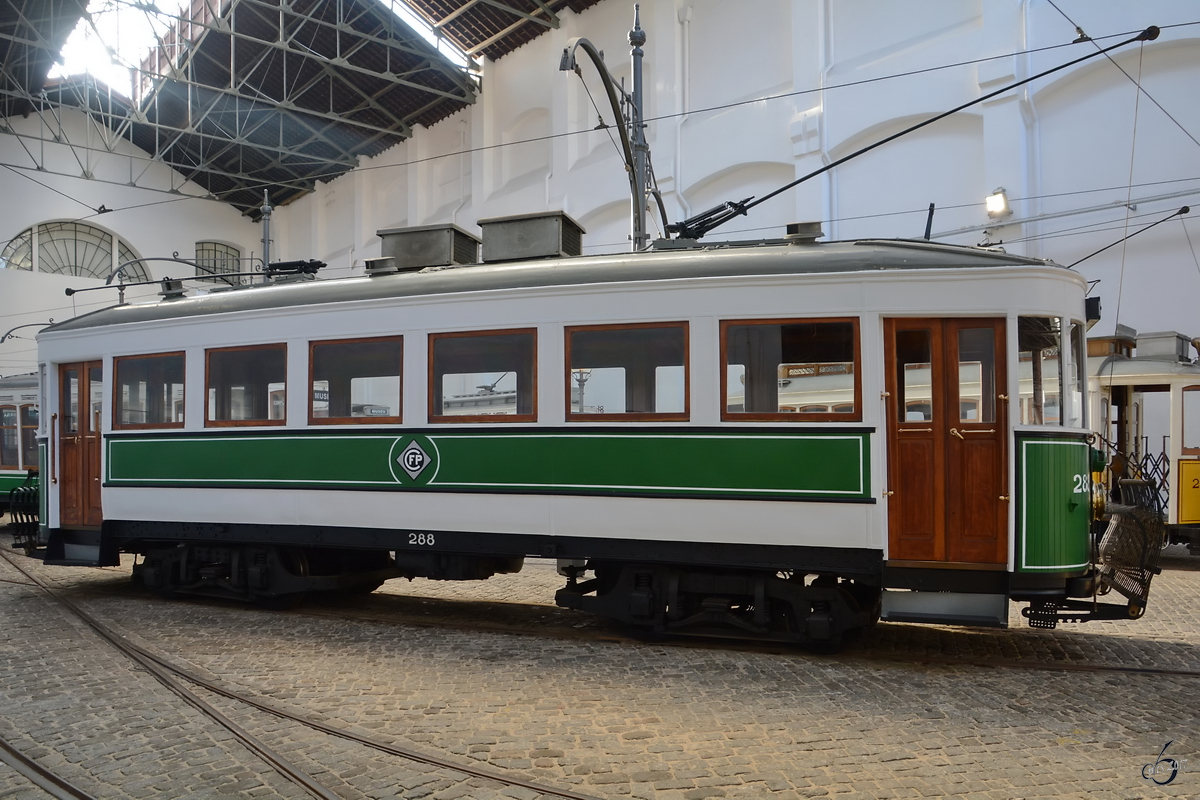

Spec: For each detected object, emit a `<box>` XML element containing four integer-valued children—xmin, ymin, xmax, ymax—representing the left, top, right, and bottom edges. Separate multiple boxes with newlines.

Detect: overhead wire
<box><xmin>1047</xmin><ymin>2</ymin><xmax>1200</xmax><ymax>152</ymax></box>
<box><xmin>56</xmin><ymin>19</ymin><xmax>1194</xmax><ymax>206</ymax></box>
<box><xmin>7</xmin><ymin>15</ymin><xmax>1198</xmax><ymax>246</ymax></box>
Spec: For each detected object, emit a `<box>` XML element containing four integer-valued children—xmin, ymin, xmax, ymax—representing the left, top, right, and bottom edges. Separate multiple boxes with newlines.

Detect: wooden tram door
<box><xmin>58</xmin><ymin>362</ymin><xmax>103</xmax><ymax>527</ymax></box>
<box><xmin>884</xmin><ymin>319</ymin><xmax>1007</xmax><ymax>564</ymax></box>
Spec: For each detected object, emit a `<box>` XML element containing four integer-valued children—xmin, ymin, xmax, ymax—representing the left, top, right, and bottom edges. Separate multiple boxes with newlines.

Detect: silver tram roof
<box><xmin>44</xmin><ymin>239</ymin><xmax>1058</xmax><ymax>334</ymax></box>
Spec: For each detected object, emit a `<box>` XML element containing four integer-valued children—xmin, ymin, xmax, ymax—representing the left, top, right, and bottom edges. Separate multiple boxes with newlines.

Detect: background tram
<box><xmin>0</xmin><ymin>373</ymin><xmax>39</xmax><ymax>511</ymax></box>
<box><xmin>1088</xmin><ymin>326</ymin><xmax>1200</xmax><ymax>555</ymax></box>
<box><xmin>28</xmin><ymin>218</ymin><xmax>1161</xmax><ymax>647</ymax></box>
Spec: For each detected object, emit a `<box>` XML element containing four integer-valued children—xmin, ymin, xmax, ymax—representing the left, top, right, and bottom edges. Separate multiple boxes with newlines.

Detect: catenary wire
<box><xmin>37</xmin><ymin>21</ymin><xmax>1193</xmax><ymax>206</ymax></box>
<box><xmin>8</xmin><ymin>20</ymin><xmax>1198</xmax><ymax>220</ymax></box>
<box><xmin>1048</xmin><ymin>2</ymin><xmax>1200</xmax><ymax>151</ymax></box>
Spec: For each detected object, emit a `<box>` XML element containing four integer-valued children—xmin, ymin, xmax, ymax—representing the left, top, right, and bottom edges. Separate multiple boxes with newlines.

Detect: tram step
<box><xmin>43</xmin><ymin>529</ymin><xmax>119</xmax><ymax>567</ymax></box>
<box><xmin>880</xmin><ymin>590</ymin><xmax>1008</xmax><ymax>628</ymax></box>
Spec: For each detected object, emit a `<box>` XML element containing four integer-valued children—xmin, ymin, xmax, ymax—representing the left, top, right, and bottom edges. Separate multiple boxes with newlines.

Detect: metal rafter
<box><xmin>141</xmin><ymin>0</ymin><xmax>478</xmax><ymax>98</ymax></box>
<box><xmin>3</xmin><ymin>0</ymin><xmax>599</xmax><ymax>217</ymax></box>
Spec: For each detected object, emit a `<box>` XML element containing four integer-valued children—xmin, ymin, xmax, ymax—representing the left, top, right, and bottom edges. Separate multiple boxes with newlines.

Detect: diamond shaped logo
<box><xmin>398</xmin><ymin>440</ymin><xmax>430</xmax><ymax>480</ymax></box>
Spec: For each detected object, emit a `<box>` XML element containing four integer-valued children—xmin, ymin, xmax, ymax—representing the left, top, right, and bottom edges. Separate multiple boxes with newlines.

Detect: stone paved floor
<box><xmin>0</xmin><ymin>523</ymin><xmax>1196</xmax><ymax>799</ymax></box>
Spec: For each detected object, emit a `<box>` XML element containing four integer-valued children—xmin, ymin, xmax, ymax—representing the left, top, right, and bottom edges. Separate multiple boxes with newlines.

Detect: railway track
<box><xmin>8</xmin><ymin>549</ymin><xmax>1200</xmax><ymax>681</ymax></box>
<box><xmin>0</xmin><ymin>732</ymin><xmax>98</xmax><ymax>800</ymax></box>
<box><xmin>0</xmin><ymin>549</ymin><xmax>604</xmax><ymax>800</ymax></box>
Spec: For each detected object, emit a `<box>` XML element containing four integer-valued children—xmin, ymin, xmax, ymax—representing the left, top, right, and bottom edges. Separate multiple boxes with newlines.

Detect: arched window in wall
<box><xmin>195</xmin><ymin>241</ymin><xmax>243</xmax><ymax>285</ymax></box>
<box><xmin>0</xmin><ymin>222</ymin><xmax>149</xmax><ymax>281</ymax></box>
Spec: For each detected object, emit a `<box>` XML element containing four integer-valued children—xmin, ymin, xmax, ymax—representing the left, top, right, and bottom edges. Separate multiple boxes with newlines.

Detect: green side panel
<box><xmin>0</xmin><ymin>472</ymin><xmax>30</xmax><ymax>493</ymax></box>
<box><xmin>1017</xmin><ymin>436</ymin><xmax>1091</xmax><ymax>571</ymax></box>
<box><xmin>108</xmin><ymin>436</ymin><xmax>399</xmax><ymax>485</ymax></box>
<box><xmin>107</xmin><ymin>430</ymin><xmax>870</xmax><ymax>501</ymax></box>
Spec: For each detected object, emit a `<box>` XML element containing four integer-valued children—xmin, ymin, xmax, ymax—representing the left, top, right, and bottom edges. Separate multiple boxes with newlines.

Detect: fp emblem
<box><xmin>398</xmin><ymin>440</ymin><xmax>430</xmax><ymax>480</ymax></box>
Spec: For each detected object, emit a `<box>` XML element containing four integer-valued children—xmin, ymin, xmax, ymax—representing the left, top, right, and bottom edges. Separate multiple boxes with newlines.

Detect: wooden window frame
<box><xmin>309</xmin><ymin>336</ymin><xmax>403</xmax><ymax>425</ymax></box>
<box><xmin>564</xmin><ymin>321</ymin><xmax>690</xmax><ymax>422</ymax></box>
<box><xmin>0</xmin><ymin>404</ymin><xmax>16</xmax><ymax>469</ymax></box>
<box><xmin>19</xmin><ymin>403</ymin><xmax>37</xmax><ymax>472</ymax></box>
<box><xmin>428</xmin><ymin>328</ymin><xmax>538</xmax><ymax>424</ymax></box>
<box><xmin>720</xmin><ymin>317</ymin><xmax>862</xmax><ymax>423</ymax></box>
<box><xmin>205</xmin><ymin>344</ymin><xmax>288</xmax><ymax>428</ymax></box>
<box><xmin>1183</xmin><ymin>385</ymin><xmax>1200</xmax><ymax>456</ymax></box>
<box><xmin>112</xmin><ymin>351</ymin><xmax>186</xmax><ymax>430</ymax></box>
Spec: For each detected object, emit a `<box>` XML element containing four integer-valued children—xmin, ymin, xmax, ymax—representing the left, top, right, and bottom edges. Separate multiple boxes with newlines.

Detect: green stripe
<box><xmin>0</xmin><ymin>472</ymin><xmax>33</xmax><ymax>493</ymax></box>
<box><xmin>107</xmin><ymin>429</ymin><xmax>871</xmax><ymax>501</ymax></box>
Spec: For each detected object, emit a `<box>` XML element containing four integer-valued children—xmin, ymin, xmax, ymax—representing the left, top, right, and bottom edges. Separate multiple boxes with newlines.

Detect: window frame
<box><xmin>428</xmin><ymin>328</ymin><xmax>538</xmax><ymax>424</ymax></box>
<box><xmin>720</xmin><ymin>317</ymin><xmax>863</xmax><ymax>423</ymax></box>
<box><xmin>19</xmin><ymin>403</ymin><xmax>37</xmax><ymax>471</ymax></box>
<box><xmin>1016</xmin><ymin>315</ymin><xmax>1065</xmax><ymax>427</ymax></box>
<box><xmin>112</xmin><ymin>351</ymin><xmax>186</xmax><ymax>431</ymax></box>
<box><xmin>195</xmin><ymin>241</ymin><xmax>243</xmax><ymax>286</ymax></box>
<box><xmin>1182</xmin><ymin>385</ymin><xmax>1200</xmax><ymax>456</ymax></box>
<box><xmin>0</xmin><ymin>404</ymin><xmax>17</xmax><ymax>469</ymax></box>
<box><xmin>205</xmin><ymin>343</ymin><xmax>288</xmax><ymax>428</ymax></box>
<box><xmin>308</xmin><ymin>336</ymin><xmax>403</xmax><ymax>425</ymax></box>
<box><xmin>564</xmin><ymin>321</ymin><xmax>690</xmax><ymax>422</ymax></box>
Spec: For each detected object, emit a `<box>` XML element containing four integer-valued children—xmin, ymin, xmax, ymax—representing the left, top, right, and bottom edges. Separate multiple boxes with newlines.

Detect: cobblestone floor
<box><xmin>0</xmin><ymin>522</ymin><xmax>1196</xmax><ymax>799</ymax></box>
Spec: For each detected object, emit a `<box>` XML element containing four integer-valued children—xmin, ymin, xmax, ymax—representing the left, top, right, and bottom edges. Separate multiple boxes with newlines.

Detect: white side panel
<box><xmin>101</xmin><ymin>487</ymin><xmax>873</xmax><ymax>550</ymax></box>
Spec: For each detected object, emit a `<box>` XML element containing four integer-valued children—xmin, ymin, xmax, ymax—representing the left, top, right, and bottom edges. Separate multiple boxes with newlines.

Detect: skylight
<box><xmin>49</xmin><ymin>0</ymin><xmax>473</xmax><ymax>100</ymax></box>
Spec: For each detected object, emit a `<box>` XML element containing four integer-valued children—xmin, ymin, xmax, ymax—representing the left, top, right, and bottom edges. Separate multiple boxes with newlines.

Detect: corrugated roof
<box><xmin>0</xmin><ymin>0</ymin><xmax>87</xmax><ymax>118</ymax></box>
<box><xmin>4</xmin><ymin>0</ymin><xmax>607</xmax><ymax>217</ymax></box>
<box><xmin>402</xmin><ymin>0</ymin><xmax>603</xmax><ymax>61</ymax></box>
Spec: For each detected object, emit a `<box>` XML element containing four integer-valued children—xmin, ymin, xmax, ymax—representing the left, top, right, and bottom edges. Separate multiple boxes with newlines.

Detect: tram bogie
<box><xmin>134</xmin><ymin>543</ymin><xmax>396</xmax><ymax>602</ymax></box>
<box><xmin>31</xmin><ymin>225</ymin><xmax>1164</xmax><ymax>648</ymax></box>
<box><xmin>557</xmin><ymin>563</ymin><xmax>880</xmax><ymax>648</ymax></box>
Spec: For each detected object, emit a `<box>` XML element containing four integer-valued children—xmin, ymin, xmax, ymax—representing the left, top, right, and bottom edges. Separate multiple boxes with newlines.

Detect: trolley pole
<box><xmin>629</xmin><ymin>5</ymin><xmax>649</xmax><ymax>251</ymax></box>
<box><xmin>560</xmin><ymin>7</ymin><xmax>659</xmax><ymax>252</ymax></box>
<box><xmin>260</xmin><ymin>189</ymin><xmax>273</xmax><ymax>271</ymax></box>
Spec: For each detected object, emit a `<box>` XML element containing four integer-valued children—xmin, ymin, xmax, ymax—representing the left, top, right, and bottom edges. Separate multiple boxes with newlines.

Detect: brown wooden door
<box><xmin>58</xmin><ymin>362</ymin><xmax>103</xmax><ymax>527</ymax></box>
<box><xmin>885</xmin><ymin>319</ymin><xmax>1007</xmax><ymax>564</ymax></box>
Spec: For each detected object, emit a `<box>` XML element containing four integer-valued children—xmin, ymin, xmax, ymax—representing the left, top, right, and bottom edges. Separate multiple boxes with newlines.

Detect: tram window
<box><xmin>20</xmin><ymin>405</ymin><xmax>37</xmax><ymax>468</ymax></box>
<box><xmin>206</xmin><ymin>345</ymin><xmax>287</xmax><ymax>426</ymax></box>
<box><xmin>310</xmin><ymin>337</ymin><xmax>401</xmax><ymax>424</ymax></box>
<box><xmin>1018</xmin><ymin>317</ymin><xmax>1063</xmax><ymax>426</ymax></box>
<box><xmin>566</xmin><ymin>323</ymin><xmax>688</xmax><ymax>420</ymax></box>
<box><xmin>896</xmin><ymin>330</ymin><xmax>932</xmax><ymax>422</ymax></box>
<box><xmin>114</xmin><ymin>353</ymin><xmax>185</xmax><ymax>429</ymax></box>
<box><xmin>430</xmin><ymin>329</ymin><xmax>536</xmax><ymax>422</ymax></box>
<box><xmin>1183</xmin><ymin>386</ymin><xmax>1200</xmax><ymax>454</ymax></box>
<box><xmin>1066</xmin><ymin>322</ymin><xmax>1086</xmax><ymax>428</ymax></box>
<box><xmin>723</xmin><ymin>319</ymin><xmax>859</xmax><ymax>420</ymax></box>
<box><xmin>0</xmin><ymin>406</ymin><xmax>16</xmax><ymax>467</ymax></box>
<box><xmin>957</xmin><ymin>327</ymin><xmax>996</xmax><ymax>423</ymax></box>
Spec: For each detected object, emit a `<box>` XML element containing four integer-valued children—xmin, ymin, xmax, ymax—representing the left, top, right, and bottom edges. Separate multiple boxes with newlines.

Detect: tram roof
<box><xmin>45</xmin><ymin>238</ymin><xmax>1059</xmax><ymax>334</ymax></box>
<box><xmin>1089</xmin><ymin>355</ymin><xmax>1200</xmax><ymax>386</ymax></box>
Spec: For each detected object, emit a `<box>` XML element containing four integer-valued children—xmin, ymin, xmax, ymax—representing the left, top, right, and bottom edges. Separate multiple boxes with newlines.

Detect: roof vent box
<box><xmin>478</xmin><ymin>211</ymin><xmax>585</xmax><ymax>263</ymax></box>
<box><xmin>1136</xmin><ymin>331</ymin><xmax>1193</xmax><ymax>362</ymax></box>
<box><xmin>377</xmin><ymin>224</ymin><xmax>480</xmax><ymax>271</ymax></box>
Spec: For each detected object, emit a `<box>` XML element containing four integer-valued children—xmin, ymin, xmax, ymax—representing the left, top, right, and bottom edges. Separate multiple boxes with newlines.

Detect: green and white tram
<box><xmin>0</xmin><ymin>373</ymin><xmax>39</xmax><ymax>507</ymax></box>
<box><xmin>33</xmin><ymin>221</ymin><xmax>1155</xmax><ymax>647</ymax></box>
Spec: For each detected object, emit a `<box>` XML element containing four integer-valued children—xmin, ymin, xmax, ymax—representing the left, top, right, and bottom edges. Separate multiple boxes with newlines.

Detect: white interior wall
<box><xmin>4</xmin><ymin>0</ymin><xmax>1200</xmax><ymax>380</ymax></box>
<box><xmin>0</xmin><ymin>107</ymin><xmax>258</xmax><ymax>376</ymax></box>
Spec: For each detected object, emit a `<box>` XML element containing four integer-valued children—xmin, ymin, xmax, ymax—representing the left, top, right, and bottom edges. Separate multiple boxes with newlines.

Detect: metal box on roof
<box><xmin>477</xmin><ymin>211</ymin><xmax>585</xmax><ymax>263</ymax></box>
<box><xmin>377</xmin><ymin>224</ymin><xmax>480</xmax><ymax>271</ymax></box>
<box><xmin>1136</xmin><ymin>331</ymin><xmax>1193</xmax><ymax>362</ymax></box>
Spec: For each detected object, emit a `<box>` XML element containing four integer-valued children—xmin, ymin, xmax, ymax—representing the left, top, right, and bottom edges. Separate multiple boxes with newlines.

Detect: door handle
<box><xmin>950</xmin><ymin>427</ymin><xmax>965</xmax><ymax>440</ymax></box>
